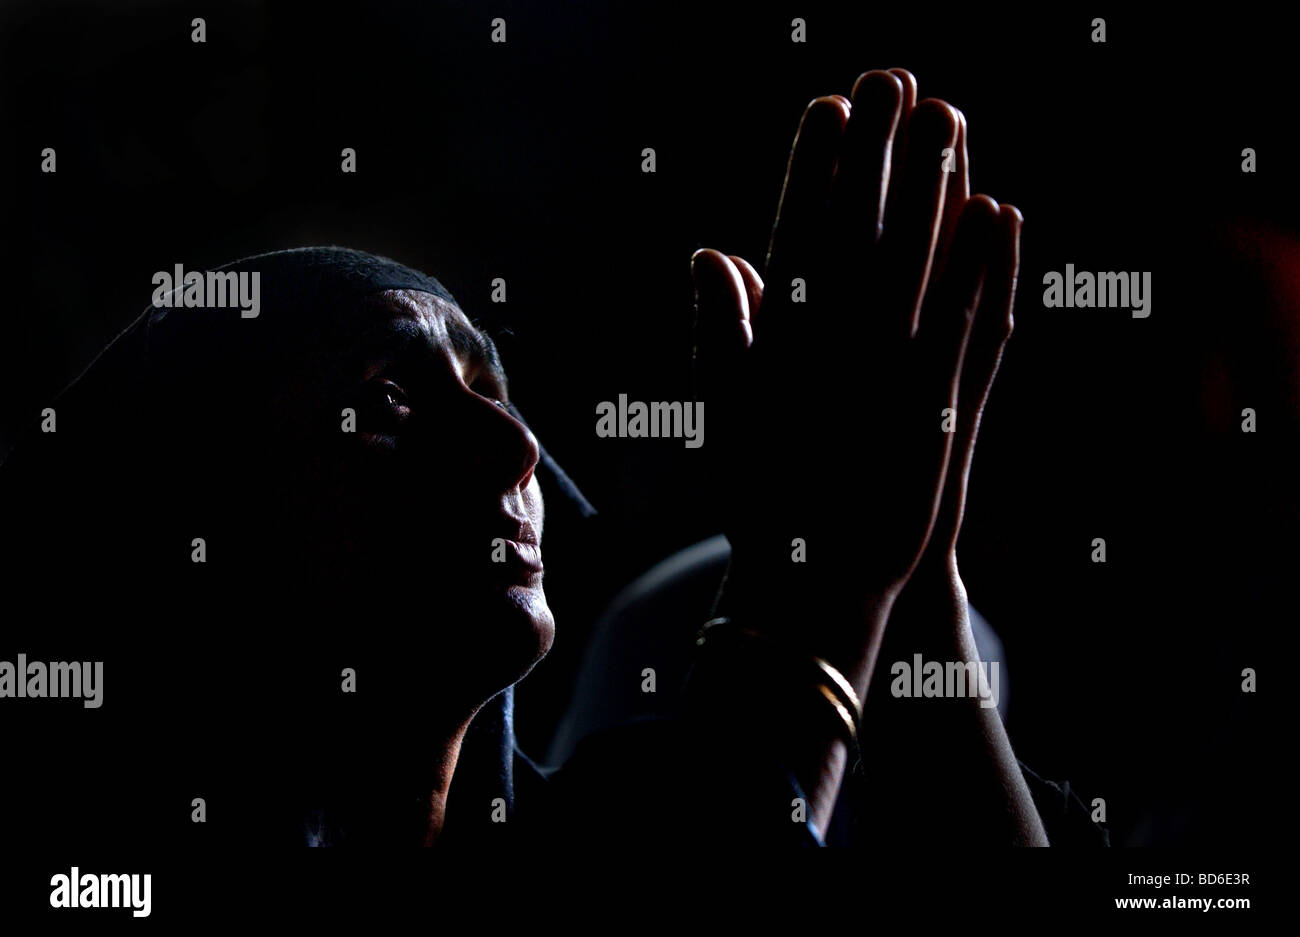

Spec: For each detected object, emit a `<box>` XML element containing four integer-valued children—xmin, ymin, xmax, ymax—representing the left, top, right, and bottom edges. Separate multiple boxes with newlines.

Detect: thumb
<box><xmin>690</xmin><ymin>249</ymin><xmax>759</xmax><ymax>534</ymax></box>
<box><xmin>691</xmin><ymin>249</ymin><xmax>754</xmax><ymax>406</ymax></box>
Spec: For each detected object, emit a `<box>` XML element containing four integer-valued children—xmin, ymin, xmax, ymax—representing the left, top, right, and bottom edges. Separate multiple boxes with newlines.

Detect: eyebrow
<box><xmin>448</xmin><ymin>318</ymin><xmax>509</xmax><ymax>393</ymax></box>
<box><xmin>357</xmin><ymin>312</ymin><xmax>509</xmax><ymax>395</ymax></box>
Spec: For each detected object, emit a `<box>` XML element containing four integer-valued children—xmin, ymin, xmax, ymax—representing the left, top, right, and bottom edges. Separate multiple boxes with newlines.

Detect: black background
<box><xmin>1</xmin><ymin>0</ymin><xmax>1294</xmax><ymax>866</ymax></box>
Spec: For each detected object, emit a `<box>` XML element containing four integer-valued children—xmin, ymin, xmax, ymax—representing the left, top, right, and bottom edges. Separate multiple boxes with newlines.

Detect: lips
<box><xmin>502</xmin><ymin>538</ymin><xmax>543</xmax><ymax>572</ymax></box>
<box><xmin>493</xmin><ymin>516</ymin><xmax>543</xmax><ymax>583</ymax></box>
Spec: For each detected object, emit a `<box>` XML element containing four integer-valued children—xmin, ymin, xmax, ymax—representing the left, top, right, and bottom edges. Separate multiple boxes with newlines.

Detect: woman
<box><xmin>1</xmin><ymin>69</ymin><xmax>1101</xmax><ymax>847</ymax></box>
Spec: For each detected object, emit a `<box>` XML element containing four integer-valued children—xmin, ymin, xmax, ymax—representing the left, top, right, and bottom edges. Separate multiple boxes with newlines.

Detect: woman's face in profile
<box><xmin>270</xmin><ymin>287</ymin><xmax>554</xmax><ymax>704</ymax></box>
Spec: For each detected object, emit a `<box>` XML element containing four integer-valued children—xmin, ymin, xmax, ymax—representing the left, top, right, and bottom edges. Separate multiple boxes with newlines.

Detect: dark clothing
<box><xmin>505</xmin><ymin>717</ymin><xmax>1107</xmax><ymax>847</ymax></box>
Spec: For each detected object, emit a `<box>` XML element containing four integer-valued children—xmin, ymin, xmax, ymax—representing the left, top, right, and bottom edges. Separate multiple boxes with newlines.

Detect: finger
<box><xmin>727</xmin><ymin>254</ymin><xmax>764</xmax><ymax>333</ymax></box>
<box><xmin>831</xmin><ymin>70</ymin><xmax>905</xmax><ymax>251</ymax></box>
<box><xmin>933</xmin><ymin>107</ymin><xmax>970</xmax><ymax>282</ymax></box>
<box><xmin>691</xmin><ymin>248</ymin><xmax>751</xmax><ymax>499</ymax></box>
<box><xmin>692</xmin><ymin>248</ymin><xmax>751</xmax><ymax>374</ymax></box>
<box><xmin>877</xmin><ymin>98</ymin><xmax>961</xmax><ymax>337</ymax></box>
<box><xmin>931</xmin><ymin>201</ymin><xmax>1020</xmax><ymax>555</ymax></box>
<box><xmin>763</xmin><ymin>95</ymin><xmax>850</xmax><ymax>328</ymax></box>
<box><xmin>915</xmin><ymin>194</ymin><xmax>1000</xmax><ymax>424</ymax></box>
<box><xmin>953</xmin><ymin>202</ymin><xmax>1020</xmax><ymax>449</ymax></box>
<box><xmin>881</xmin><ymin>68</ymin><xmax>918</xmax><ymax>224</ymax></box>
<box><xmin>690</xmin><ymin>249</ymin><xmax>752</xmax><ymax>529</ymax></box>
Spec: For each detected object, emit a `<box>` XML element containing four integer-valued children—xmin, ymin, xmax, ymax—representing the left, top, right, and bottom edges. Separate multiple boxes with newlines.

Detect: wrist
<box><xmin>683</xmin><ymin>618</ymin><xmax>861</xmax><ymax>825</ymax></box>
<box><xmin>722</xmin><ymin>569</ymin><xmax>894</xmax><ymax>691</ymax></box>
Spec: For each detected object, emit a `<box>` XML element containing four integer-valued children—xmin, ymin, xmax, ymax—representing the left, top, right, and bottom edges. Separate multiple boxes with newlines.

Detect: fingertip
<box><xmin>705</xmin><ymin>250</ymin><xmax>745</xmax><ymax>292</ymax></box>
<box><xmin>727</xmin><ymin>253</ymin><xmax>763</xmax><ymax>287</ymax></box>
<box><xmin>964</xmin><ymin>193</ymin><xmax>1000</xmax><ymax>225</ymax></box>
<box><xmin>914</xmin><ymin>97</ymin><xmax>962</xmax><ymax>144</ymax></box>
<box><xmin>993</xmin><ymin>203</ymin><xmax>1023</xmax><ymax>259</ymax></box>
<box><xmin>727</xmin><ymin>254</ymin><xmax>764</xmax><ymax>323</ymax></box>
<box><xmin>692</xmin><ymin>250</ymin><xmax>741</xmax><ymax>312</ymax></box>
<box><xmin>691</xmin><ymin>247</ymin><xmax>727</xmax><ymax>278</ymax></box>
<box><xmin>887</xmin><ymin>68</ymin><xmax>917</xmax><ymax>102</ymax></box>
<box><xmin>993</xmin><ymin>207</ymin><xmax>1022</xmax><ymax>335</ymax></box>
<box><xmin>808</xmin><ymin>94</ymin><xmax>852</xmax><ymax>124</ymax></box>
<box><xmin>851</xmin><ymin>69</ymin><xmax>903</xmax><ymax>106</ymax></box>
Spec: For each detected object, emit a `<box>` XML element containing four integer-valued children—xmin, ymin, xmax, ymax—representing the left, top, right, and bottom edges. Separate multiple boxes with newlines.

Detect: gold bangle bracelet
<box><xmin>696</xmin><ymin>616</ymin><xmax>863</xmax><ymax>743</ymax></box>
<box><xmin>815</xmin><ymin>683</ymin><xmax>859</xmax><ymax>745</ymax></box>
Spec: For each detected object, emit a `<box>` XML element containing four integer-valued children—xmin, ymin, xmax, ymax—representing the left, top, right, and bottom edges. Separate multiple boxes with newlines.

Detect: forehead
<box><xmin>354</xmin><ymin>289</ymin><xmax>504</xmax><ymax>378</ymax></box>
<box><xmin>370</xmin><ymin>288</ymin><xmax>476</xmax><ymax>348</ymax></box>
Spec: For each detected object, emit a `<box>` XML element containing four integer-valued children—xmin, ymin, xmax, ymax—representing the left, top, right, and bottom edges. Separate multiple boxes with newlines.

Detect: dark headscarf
<box><xmin>4</xmin><ymin>246</ymin><xmax>593</xmax><ymax>521</ymax></box>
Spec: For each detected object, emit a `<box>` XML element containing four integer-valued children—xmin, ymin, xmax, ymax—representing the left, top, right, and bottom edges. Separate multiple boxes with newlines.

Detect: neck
<box><xmin>317</xmin><ymin>709</ymin><xmax>477</xmax><ymax>847</ymax></box>
<box><xmin>416</xmin><ymin>718</ymin><xmax>473</xmax><ymax>846</ymax></box>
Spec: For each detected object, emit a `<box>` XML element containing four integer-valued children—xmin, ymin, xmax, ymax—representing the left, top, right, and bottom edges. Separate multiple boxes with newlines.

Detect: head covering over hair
<box><xmin>2</xmin><ymin>245</ymin><xmax>594</xmax><ymax>520</ymax></box>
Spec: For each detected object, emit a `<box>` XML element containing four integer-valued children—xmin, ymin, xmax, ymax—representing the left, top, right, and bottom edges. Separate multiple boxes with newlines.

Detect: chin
<box><xmin>490</xmin><ymin>583</ymin><xmax>555</xmax><ymax>677</ymax></box>
<box><xmin>390</xmin><ymin>584</ymin><xmax>553</xmax><ymax>715</ymax></box>
<box><xmin>499</xmin><ymin>584</ymin><xmax>551</xmax><ymax>665</ymax></box>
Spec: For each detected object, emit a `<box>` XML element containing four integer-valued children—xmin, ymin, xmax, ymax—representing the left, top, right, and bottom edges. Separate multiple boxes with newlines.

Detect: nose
<box><xmin>465</xmin><ymin>392</ymin><xmax>540</xmax><ymax>493</ymax></box>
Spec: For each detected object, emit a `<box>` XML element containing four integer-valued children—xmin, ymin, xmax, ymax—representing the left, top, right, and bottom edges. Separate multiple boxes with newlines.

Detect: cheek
<box><xmin>524</xmin><ymin>477</ymin><xmax>545</xmax><ymax>538</ymax></box>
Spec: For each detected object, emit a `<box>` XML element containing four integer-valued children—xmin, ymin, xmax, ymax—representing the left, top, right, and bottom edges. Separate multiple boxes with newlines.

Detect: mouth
<box><xmin>493</xmin><ymin>517</ymin><xmax>543</xmax><ymax>584</ymax></box>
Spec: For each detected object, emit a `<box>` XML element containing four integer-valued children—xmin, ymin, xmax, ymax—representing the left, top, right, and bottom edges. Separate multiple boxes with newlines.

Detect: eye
<box><xmin>376</xmin><ymin>380</ymin><xmax>410</xmax><ymax>409</ymax></box>
<box><xmin>359</xmin><ymin>378</ymin><xmax>412</xmax><ymax>432</ymax></box>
